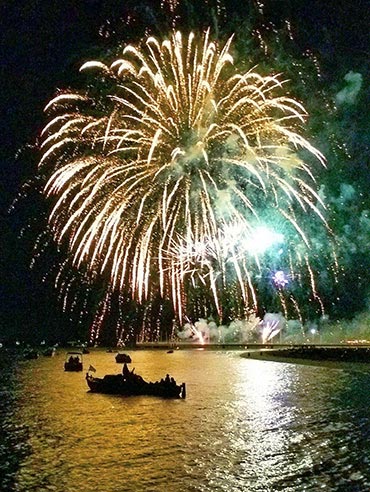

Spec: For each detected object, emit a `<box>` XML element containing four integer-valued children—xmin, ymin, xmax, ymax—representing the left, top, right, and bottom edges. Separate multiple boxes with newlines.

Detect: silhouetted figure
<box><xmin>122</xmin><ymin>362</ymin><xmax>131</xmax><ymax>379</ymax></box>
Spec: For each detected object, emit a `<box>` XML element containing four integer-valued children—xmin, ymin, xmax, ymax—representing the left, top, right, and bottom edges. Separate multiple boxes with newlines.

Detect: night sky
<box><xmin>1</xmin><ymin>0</ymin><xmax>368</xmax><ymax>343</ymax></box>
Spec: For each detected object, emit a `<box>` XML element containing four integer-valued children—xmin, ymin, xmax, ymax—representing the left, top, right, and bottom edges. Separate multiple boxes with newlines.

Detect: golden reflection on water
<box><xmin>12</xmin><ymin>349</ymin><xmax>370</xmax><ymax>492</ymax></box>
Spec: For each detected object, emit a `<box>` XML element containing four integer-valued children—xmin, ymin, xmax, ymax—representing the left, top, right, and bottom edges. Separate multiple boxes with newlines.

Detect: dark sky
<box><xmin>1</xmin><ymin>0</ymin><xmax>368</xmax><ymax>201</ymax></box>
<box><xmin>0</xmin><ymin>0</ymin><xmax>368</xmax><ymax>342</ymax></box>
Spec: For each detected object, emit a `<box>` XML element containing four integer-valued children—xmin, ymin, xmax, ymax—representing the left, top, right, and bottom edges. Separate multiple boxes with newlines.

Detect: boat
<box><xmin>115</xmin><ymin>352</ymin><xmax>132</xmax><ymax>363</ymax></box>
<box><xmin>64</xmin><ymin>351</ymin><xmax>83</xmax><ymax>371</ymax></box>
<box><xmin>23</xmin><ymin>349</ymin><xmax>39</xmax><ymax>360</ymax></box>
<box><xmin>86</xmin><ymin>366</ymin><xmax>186</xmax><ymax>399</ymax></box>
<box><xmin>43</xmin><ymin>347</ymin><xmax>57</xmax><ymax>357</ymax></box>
<box><xmin>77</xmin><ymin>346</ymin><xmax>90</xmax><ymax>354</ymax></box>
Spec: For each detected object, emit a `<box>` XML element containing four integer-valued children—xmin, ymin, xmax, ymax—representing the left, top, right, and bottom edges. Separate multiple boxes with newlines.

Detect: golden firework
<box><xmin>40</xmin><ymin>30</ymin><xmax>327</xmax><ymax>320</ymax></box>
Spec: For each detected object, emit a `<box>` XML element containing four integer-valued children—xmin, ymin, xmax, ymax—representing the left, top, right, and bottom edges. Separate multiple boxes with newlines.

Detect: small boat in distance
<box><xmin>23</xmin><ymin>349</ymin><xmax>39</xmax><ymax>360</ymax></box>
<box><xmin>43</xmin><ymin>347</ymin><xmax>57</xmax><ymax>357</ymax></box>
<box><xmin>86</xmin><ymin>365</ymin><xmax>186</xmax><ymax>399</ymax></box>
<box><xmin>64</xmin><ymin>351</ymin><xmax>83</xmax><ymax>371</ymax></box>
<box><xmin>115</xmin><ymin>352</ymin><xmax>132</xmax><ymax>363</ymax></box>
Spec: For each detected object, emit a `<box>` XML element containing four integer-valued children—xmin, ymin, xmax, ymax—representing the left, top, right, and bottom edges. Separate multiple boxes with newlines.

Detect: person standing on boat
<box><xmin>122</xmin><ymin>362</ymin><xmax>130</xmax><ymax>379</ymax></box>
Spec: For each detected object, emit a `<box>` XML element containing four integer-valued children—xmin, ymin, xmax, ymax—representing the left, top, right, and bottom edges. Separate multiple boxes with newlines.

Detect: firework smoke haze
<box><xmin>40</xmin><ymin>30</ymin><xmax>327</xmax><ymax>321</ymax></box>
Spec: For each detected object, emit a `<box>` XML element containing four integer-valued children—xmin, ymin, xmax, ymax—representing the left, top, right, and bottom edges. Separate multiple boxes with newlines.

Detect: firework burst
<box><xmin>40</xmin><ymin>29</ymin><xmax>328</xmax><ymax>323</ymax></box>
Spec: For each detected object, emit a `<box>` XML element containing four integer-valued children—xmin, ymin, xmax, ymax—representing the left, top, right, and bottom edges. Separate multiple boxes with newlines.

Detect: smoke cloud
<box><xmin>335</xmin><ymin>71</ymin><xmax>362</xmax><ymax>105</ymax></box>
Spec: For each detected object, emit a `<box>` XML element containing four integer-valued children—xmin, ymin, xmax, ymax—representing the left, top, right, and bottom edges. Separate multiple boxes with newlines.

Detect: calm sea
<box><xmin>1</xmin><ymin>348</ymin><xmax>370</xmax><ymax>491</ymax></box>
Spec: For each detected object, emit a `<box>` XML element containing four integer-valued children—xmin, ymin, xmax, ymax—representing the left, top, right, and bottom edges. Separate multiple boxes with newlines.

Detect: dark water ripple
<box><xmin>0</xmin><ymin>350</ymin><xmax>31</xmax><ymax>492</ymax></box>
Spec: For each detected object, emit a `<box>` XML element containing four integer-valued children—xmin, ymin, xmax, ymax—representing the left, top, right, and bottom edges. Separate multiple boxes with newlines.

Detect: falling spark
<box><xmin>261</xmin><ymin>318</ymin><xmax>280</xmax><ymax>343</ymax></box>
<box><xmin>40</xmin><ymin>30</ymin><xmax>328</xmax><ymax>323</ymax></box>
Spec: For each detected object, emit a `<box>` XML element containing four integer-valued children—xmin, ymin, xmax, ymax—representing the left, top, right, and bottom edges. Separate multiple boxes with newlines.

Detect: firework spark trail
<box><xmin>40</xmin><ymin>30</ymin><xmax>327</xmax><ymax>320</ymax></box>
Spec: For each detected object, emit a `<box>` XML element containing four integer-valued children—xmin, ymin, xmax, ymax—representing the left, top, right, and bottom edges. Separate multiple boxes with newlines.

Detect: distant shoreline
<box><xmin>135</xmin><ymin>341</ymin><xmax>370</xmax><ymax>351</ymax></box>
<box><xmin>240</xmin><ymin>345</ymin><xmax>370</xmax><ymax>365</ymax></box>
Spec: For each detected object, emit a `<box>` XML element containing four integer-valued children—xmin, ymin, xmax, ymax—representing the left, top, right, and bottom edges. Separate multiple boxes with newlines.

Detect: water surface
<box><xmin>9</xmin><ymin>349</ymin><xmax>370</xmax><ymax>491</ymax></box>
